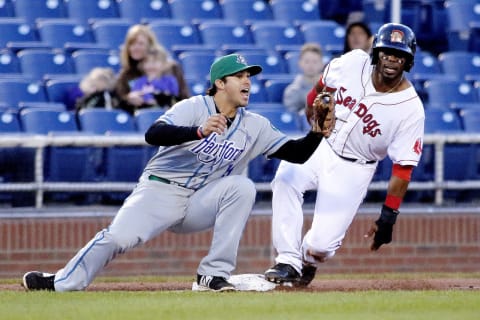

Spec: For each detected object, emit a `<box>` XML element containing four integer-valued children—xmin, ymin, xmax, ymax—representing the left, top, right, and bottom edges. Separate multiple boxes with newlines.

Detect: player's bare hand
<box><xmin>364</xmin><ymin>223</ymin><xmax>380</xmax><ymax>251</ymax></box>
<box><xmin>200</xmin><ymin>114</ymin><xmax>228</xmax><ymax>136</ymax></box>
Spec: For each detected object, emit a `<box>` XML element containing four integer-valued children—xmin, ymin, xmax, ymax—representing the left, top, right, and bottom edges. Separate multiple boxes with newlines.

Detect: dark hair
<box><xmin>343</xmin><ymin>21</ymin><xmax>372</xmax><ymax>53</ymax></box>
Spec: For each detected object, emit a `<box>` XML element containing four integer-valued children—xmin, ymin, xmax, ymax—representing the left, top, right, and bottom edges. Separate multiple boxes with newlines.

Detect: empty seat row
<box><xmin>0</xmin><ymin>0</ymin><xmax>322</xmax><ymax>25</ymax></box>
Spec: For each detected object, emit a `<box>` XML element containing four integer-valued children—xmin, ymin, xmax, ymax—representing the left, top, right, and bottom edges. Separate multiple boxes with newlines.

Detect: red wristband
<box><xmin>384</xmin><ymin>194</ymin><xmax>402</xmax><ymax>210</ymax></box>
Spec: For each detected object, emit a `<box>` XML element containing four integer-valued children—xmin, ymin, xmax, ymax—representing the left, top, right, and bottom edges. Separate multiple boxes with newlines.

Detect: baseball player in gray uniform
<box><xmin>265</xmin><ymin>23</ymin><xmax>425</xmax><ymax>286</ymax></box>
<box><xmin>22</xmin><ymin>54</ymin><xmax>330</xmax><ymax>292</ymax></box>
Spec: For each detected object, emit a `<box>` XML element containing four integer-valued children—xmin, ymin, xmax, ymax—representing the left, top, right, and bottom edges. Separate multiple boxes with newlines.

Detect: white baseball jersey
<box><xmin>322</xmin><ymin>49</ymin><xmax>424</xmax><ymax>165</ymax></box>
<box><xmin>144</xmin><ymin>95</ymin><xmax>290</xmax><ymax>189</ymax></box>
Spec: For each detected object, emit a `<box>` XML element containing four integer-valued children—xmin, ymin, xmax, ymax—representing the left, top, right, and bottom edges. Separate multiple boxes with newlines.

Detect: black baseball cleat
<box><xmin>264</xmin><ymin>263</ymin><xmax>300</xmax><ymax>284</ymax></box>
<box><xmin>197</xmin><ymin>274</ymin><xmax>236</xmax><ymax>292</ymax></box>
<box><xmin>22</xmin><ymin>271</ymin><xmax>55</xmax><ymax>291</ymax></box>
<box><xmin>297</xmin><ymin>264</ymin><xmax>317</xmax><ymax>287</ymax></box>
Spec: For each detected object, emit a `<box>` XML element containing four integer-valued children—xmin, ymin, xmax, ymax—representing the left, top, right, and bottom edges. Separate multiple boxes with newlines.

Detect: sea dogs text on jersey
<box><xmin>336</xmin><ymin>87</ymin><xmax>381</xmax><ymax>137</ymax></box>
<box><xmin>190</xmin><ymin>133</ymin><xmax>244</xmax><ymax>164</ymax></box>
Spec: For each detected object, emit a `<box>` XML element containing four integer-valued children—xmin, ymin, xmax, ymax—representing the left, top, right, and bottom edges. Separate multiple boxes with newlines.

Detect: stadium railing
<box><xmin>0</xmin><ymin>133</ymin><xmax>479</xmax><ymax>208</ymax></box>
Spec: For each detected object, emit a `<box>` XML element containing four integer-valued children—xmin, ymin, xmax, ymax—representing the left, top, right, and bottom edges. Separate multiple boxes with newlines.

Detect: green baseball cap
<box><xmin>210</xmin><ymin>54</ymin><xmax>262</xmax><ymax>84</ymax></box>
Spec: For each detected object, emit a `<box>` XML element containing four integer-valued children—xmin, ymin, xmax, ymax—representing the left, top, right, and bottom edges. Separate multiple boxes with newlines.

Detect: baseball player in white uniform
<box><xmin>22</xmin><ymin>54</ymin><xmax>330</xmax><ymax>292</ymax></box>
<box><xmin>265</xmin><ymin>23</ymin><xmax>425</xmax><ymax>286</ymax></box>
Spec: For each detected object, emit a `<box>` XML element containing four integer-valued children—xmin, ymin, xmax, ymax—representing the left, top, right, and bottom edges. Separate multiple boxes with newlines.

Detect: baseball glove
<box><xmin>311</xmin><ymin>91</ymin><xmax>335</xmax><ymax>137</ymax></box>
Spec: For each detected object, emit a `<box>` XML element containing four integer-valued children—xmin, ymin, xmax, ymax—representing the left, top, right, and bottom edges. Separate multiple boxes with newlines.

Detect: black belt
<box><xmin>148</xmin><ymin>174</ymin><xmax>185</xmax><ymax>187</ymax></box>
<box><xmin>338</xmin><ymin>155</ymin><xmax>376</xmax><ymax>165</ymax></box>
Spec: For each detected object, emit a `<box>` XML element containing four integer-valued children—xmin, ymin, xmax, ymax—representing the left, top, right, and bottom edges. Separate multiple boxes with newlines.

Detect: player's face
<box><xmin>223</xmin><ymin>71</ymin><xmax>252</xmax><ymax>107</ymax></box>
<box><xmin>377</xmin><ymin>49</ymin><xmax>407</xmax><ymax>80</ymax></box>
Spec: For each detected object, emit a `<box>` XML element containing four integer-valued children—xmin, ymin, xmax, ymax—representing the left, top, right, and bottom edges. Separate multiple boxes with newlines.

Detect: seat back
<box><xmin>72</xmin><ymin>50</ymin><xmax>121</xmax><ymax>75</ymax></box>
<box><xmin>169</xmin><ymin>0</ymin><xmax>222</xmax><ymax>22</ymax></box>
<box><xmin>424</xmin><ymin>79</ymin><xmax>477</xmax><ymax>107</ymax></box>
<box><xmin>149</xmin><ymin>20</ymin><xmax>202</xmax><ymax>51</ymax></box>
<box><xmin>271</xmin><ymin>0</ymin><xmax>320</xmax><ymax>23</ymax></box>
<box><xmin>14</xmin><ymin>0</ymin><xmax>67</xmax><ymax>24</ymax></box>
<box><xmin>199</xmin><ymin>21</ymin><xmax>253</xmax><ymax>47</ymax></box>
<box><xmin>0</xmin><ymin>18</ymin><xmax>38</xmax><ymax>47</ymax></box>
<box><xmin>424</xmin><ymin>108</ymin><xmax>463</xmax><ymax>133</ymax></box>
<box><xmin>221</xmin><ymin>0</ymin><xmax>273</xmax><ymax>24</ymax></box>
<box><xmin>0</xmin><ymin>49</ymin><xmax>21</xmax><ymax>74</ymax></box>
<box><xmin>20</xmin><ymin>109</ymin><xmax>78</xmax><ymax>134</ymax></box>
<box><xmin>117</xmin><ymin>0</ymin><xmax>171</xmax><ymax>22</ymax></box>
<box><xmin>37</xmin><ymin>19</ymin><xmax>94</xmax><ymax>49</ymax></box>
<box><xmin>66</xmin><ymin>0</ymin><xmax>120</xmax><ymax>23</ymax></box>
<box><xmin>0</xmin><ymin>111</ymin><xmax>21</xmax><ymax>132</ymax></box>
<box><xmin>91</xmin><ymin>19</ymin><xmax>132</xmax><ymax>50</ymax></box>
<box><xmin>300</xmin><ymin>20</ymin><xmax>345</xmax><ymax>53</ymax></box>
<box><xmin>78</xmin><ymin>109</ymin><xmax>136</xmax><ymax>134</ymax></box>
<box><xmin>250</xmin><ymin>21</ymin><xmax>304</xmax><ymax>51</ymax></box>
<box><xmin>134</xmin><ymin>108</ymin><xmax>165</xmax><ymax>133</ymax></box>
<box><xmin>178</xmin><ymin>51</ymin><xmax>217</xmax><ymax>81</ymax></box>
<box><xmin>439</xmin><ymin>51</ymin><xmax>480</xmax><ymax>81</ymax></box>
<box><xmin>0</xmin><ymin>79</ymin><xmax>48</xmax><ymax>107</ymax></box>
<box><xmin>17</xmin><ymin>49</ymin><xmax>75</xmax><ymax>80</ymax></box>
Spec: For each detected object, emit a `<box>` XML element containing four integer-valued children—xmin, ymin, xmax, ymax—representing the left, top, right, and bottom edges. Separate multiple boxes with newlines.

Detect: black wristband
<box><xmin>379</xmin><ymin>205</ymin><xmax>399</xmax><ymax>225</ymax></box>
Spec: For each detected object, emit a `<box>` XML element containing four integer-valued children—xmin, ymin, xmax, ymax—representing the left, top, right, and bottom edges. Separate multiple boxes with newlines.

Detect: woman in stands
<box><xmin>115</xmin><ymin>24</ymin><xmax>189</xmax><ymax>114</ymax></box>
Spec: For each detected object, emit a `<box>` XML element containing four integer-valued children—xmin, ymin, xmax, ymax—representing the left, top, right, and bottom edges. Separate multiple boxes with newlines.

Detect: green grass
<box><xmin>1</xmin><ymin>290</ymin><xmax>479</xmax><ymax>320</ymax></box>
<box><xmin>2</xmin><ymin>274</ymin><xmax>479</xmax><ymax>320</ymax></box>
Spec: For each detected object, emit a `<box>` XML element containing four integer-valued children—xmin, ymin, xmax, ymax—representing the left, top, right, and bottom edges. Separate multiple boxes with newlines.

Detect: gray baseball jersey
<box><xmin>144</xmin><ymin>95</ymin><xmax>290</xmax><ymax>189</ymax></box>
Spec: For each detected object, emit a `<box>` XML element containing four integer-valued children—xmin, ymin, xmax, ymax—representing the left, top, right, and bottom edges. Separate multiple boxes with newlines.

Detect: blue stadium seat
<box><xmin>361</xmin><ymin>0</ymin><xmax>390</xmax><ymax>23</ymax></box>
<box><xmin>248</xmin><ymin>77</ymin><xmax>269</xmax><ymax>103</ymax></box>
<box><xmin>134</xmin><ymin>108</ymin><xmax>165</xmax><ymax>133</ymax></box>
<box><xmin>221</xmin><ymin>0</ymin><xmax>273</xmax><ymax>25</ymax></box>
<box><xmin>0</xmin><ymin>0</ymin><xmax>14</xmax><ymax>17</ymax></box>
<box><xmin>91</xmin><ymin>19</ymin><xmax>133</xmax><ymax>50</ymax></box>
<box><xmin>77</xmin><ymin>109</ymin><xmax>144</xmax><ymax>196</ymax></box>
<box><xmin>254</xmin><ymin>108</ymin><xmax>301</xmax><ymax>134</ymax></box>
<box><xmin>66</xmin><ymin>0</ymin><xmax>120</xmax><ymax>23</ymax></box>
<box><xmin>0</xmin><ymin>110</ymin><xmax>20</xmax><ymax>132</ymax></box>
<box><xmin>424</xmin><ymin>107</ymin><xmax>463</xmax><ymax>133</ymax></box>
<box><xmin>117</xmin><ymin>0</ymin><xmax>171</xmax><ymax>22</ymax></box>
<box><xmin>149</xmin><ymin>20</ymin><xmax>202</xmax><ymax>53</ymax></box>
<box><xmin>439</xmin><ymin>51</ymin><xmax>480</xmax><ymax>81</ymax></box>
<box><xmin>411</xmin><ymin>51</ymin><xmax>442</xmax><ymax>78</ymax></box>
<box><xmin>134</xmin><ymin>108</ymin><xmax>165</xmax><ymax>162</ymax></box>
<box><xmin>248</xmin><ymin>155</ymin><xmax>281</xmax><ymax>183</ymax></box>
<box><xmin>78</xmin><ymin>109</ymin><xmax>136</xmax><ymax>134</ymax></box>
<box><xmin>185</xmin><ymin>78</ymin><xmax>208</xmax><ymax>96</ymax></box>
<box><xmin>199</xmin><ymin>21</ymin><xmax>254</xmax><ymax>47</ymax></box>
<box><xmin>250</xmin><ymin>21</ymin><xmax>304</xmax><ymax>51</ymax></box>
<box><xmin>169</xmin><ymin>0</ymin><xmax>223</xmax><ymax>22</ymax></box>
<box><xmin>424</xmin><ymin>79</ymin><xmax>477</xmax><ymax>108</ymax></box>
<box><xmin>14</xmin><ymin>0</ymin><xmax>67</xmax><ymax>24</ymax></box>
<box><xmin>270</xmin><ymin>0</ymin><xmax>320</xmax><ymax>23</ymax></box>
<box><xmin>71</xmin><ymin>50</ymin><xmax>121</xmax><ymax>75</ymax></box>
<box><xmin>178</xmin><ymin>51</ymin><xmax>217</xmax><ymax>82</ymax></box>
<box><xmin>445</xmin><ymin>0</ymin><xmax>480</xmax><ymax>51</ymax></box>
<box><xmin>247</xmin><ymin>102</ymin><xmax>288</xmax><ymax>113</ymax></box>
<box><xmin>0</xmin><ymin>79</ymin><xmax>48</xmax><ymax>108</ymax></box>
<box><xmin>17</xmin><ymin>49</ymin><xmax>75</xmax><ymax>80</ymax></box>
<box><xmin>460</xmin><ymin>108</ymin><xmax>480</xmax><ymax>132</ymax></box>
<box><xmin>0</xmin><ymin>18</ymin><xmax>39</xmax><ymax>48</ymax></box>
<box><xmin>37</xmin><ymin>19</ymin><xmax>95</xmax><ymax>50</ymax></box>
<box><xmin>237</xmin><ymin>51</ymin><xmax>287</xmax><ymax>75</ymax></box>
<box><xmin>45</xmin><ymin>76</ymin><xmax>83</xmax><ymax>110</ymax></box>
<box><xmin>300</xmin><ymin>20</ymin><xmax>345</xmax><ymax>54</ymax></box>
<box><xmin>0</xmin><ymin>49</ymin><xmax>20</xmax><ymax>74</ymax></box>
<box><xmin>19</xmin><ymin>109</ymin><xmax>97</xmax><ymax>191</ymax></box>
<box><xmin>264</xmin><ymin>79</ymin><xmax>291</xmax><ymax>103</ymax></box>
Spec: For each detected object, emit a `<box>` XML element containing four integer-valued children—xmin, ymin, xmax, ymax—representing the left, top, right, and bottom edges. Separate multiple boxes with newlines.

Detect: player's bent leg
<box><xmin>270</xmin><ymin>161</ymin><xmax>317</xmax><ymax>274</ymax></box>
<box><xmin>175</xmin><ymin>175</ymin><xmax>256</xmax><ymax>290</ymax></box>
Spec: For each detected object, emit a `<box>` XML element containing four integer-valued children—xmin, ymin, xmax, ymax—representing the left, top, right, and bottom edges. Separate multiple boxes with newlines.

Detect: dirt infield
<box><xmin>4</xmin><ymin>278</ymin><xmax>480</xmax><ymax>292</ymax></box>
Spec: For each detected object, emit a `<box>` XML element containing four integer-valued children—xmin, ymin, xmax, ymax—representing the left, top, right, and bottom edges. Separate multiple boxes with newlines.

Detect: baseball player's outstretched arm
<box><xmin>269</xmin><ymin>131</ymin><xmax>323</xmax><ymax>163</ymax></box>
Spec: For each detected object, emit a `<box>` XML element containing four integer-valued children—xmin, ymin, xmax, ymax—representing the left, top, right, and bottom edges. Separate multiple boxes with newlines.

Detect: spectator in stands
<box><xmin>282</xmin><ymin>43</ymin><xmax>324</xmax><ymax>114</ymax></box>
<box><xmin>115</xmin><ymin>24</ymin><xmax>189</xmax><ymax>114</ymax></box>
<box><xmin>343</xmin><ymin>21</ymin><xmax>373</xmax><ymax>54</ymax></box>
<box><xmin>75</xmin><ymin>67</ymin><xmax>118</xmax><ymax>111</ymax></box>
<box><xmin>129</xmin><ymin>47</ymin><xmax>179</xmax><ymax>109</ymax></box>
